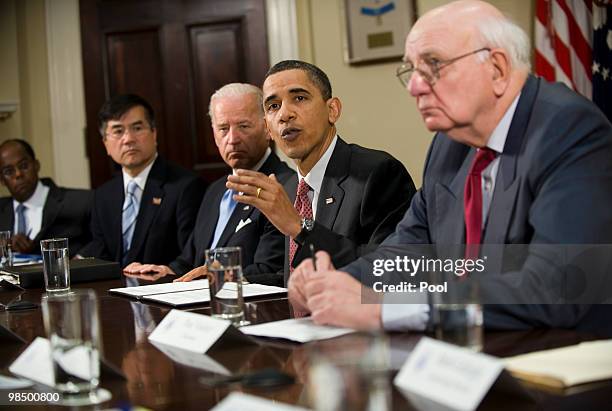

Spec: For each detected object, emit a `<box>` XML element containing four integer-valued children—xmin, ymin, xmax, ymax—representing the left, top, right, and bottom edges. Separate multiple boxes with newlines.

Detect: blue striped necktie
<box><xmin>122</xmin><ymin>180</ymin><xmax>140</xmax><ymax>254</ymax></box>
<box><xmin>16</xmin><ymin>203</ymin><xmax>27</xmax><ymax>235</ymax></box>
<box><xmin>211</xmin><ymin>189</ymin><xmax>237</xmax><ymax>248</ymax></box>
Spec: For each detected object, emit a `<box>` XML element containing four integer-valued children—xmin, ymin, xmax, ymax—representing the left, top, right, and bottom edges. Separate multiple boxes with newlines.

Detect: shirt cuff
<box><xmin>381</xmin><ymin>303</ymin><xmax>430</xmax><ymax>331</ymax></box>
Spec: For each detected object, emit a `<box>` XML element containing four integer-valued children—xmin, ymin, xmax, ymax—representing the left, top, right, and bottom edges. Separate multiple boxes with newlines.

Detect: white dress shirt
<box><xmin>13</xmin><ymin>181</ymin><xmax>50</xmax><ymax>239</ymax></box>
<box><xmin>122</xmin><ymin>155</ymin><xmax>157</xmax><ymax>204</ymax></box>
<box><xmin>296</xmin><ymin>135</ymin><xmax>338</xmax><ymax>219</ymax></box>
<box><xmin>381</xmin><ymin>95</ymin><xmax>521</xmax><ymax>331</ymax></box>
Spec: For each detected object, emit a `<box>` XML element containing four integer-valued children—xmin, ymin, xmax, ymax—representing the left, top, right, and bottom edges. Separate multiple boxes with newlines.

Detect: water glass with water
<box><xmin>41</xmin><ymin>289</ymin><xmax>103</xmax><ymax>404</ymax></box>
<box><xmin>40</xmin><ymin>238</ymin><xmax>70</xmax><ymax>293</ymax></box>
<box><xmin>205</xmin><ymin>246</ymin><xmax>245</xmax><ymax>325</ymax></box>
<box><xmin>0</xmin><ymin>230</ymin><xmax>12</xmax><ymax>268</ymax></box>
<box><xmin>430</xmin><ymin>270</ymin><xmax>483</xmax><ymax>351</ymax></box>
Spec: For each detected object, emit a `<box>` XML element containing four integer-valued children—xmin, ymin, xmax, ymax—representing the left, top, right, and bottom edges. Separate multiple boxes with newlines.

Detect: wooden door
<box><xmin>80</xmin><ymin>0</ymin><xmax>269</xmax><ymax>187</ymax></box>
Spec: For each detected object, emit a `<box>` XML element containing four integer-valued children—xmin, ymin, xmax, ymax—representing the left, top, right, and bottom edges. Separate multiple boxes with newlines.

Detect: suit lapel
<box><xmin>217</xmin><ymin>202</ymin><xmax>256</xmax><ymax>247</ymax></box>
<box><xmin>0</xmin><ymin>199</ymin><xmax>14</xmax><ymax>232</ymax></box>
<box><xmin>483</xmin><ymin>75</ymin><xmax>539</xmax><ymax>245</ymax></box>
<box><xmin>435</xmin><ymin>147</ymin><xmax>473</xmax><ymax>247</ymax></box>
<box><xmin>315</xmin><ymin>137</ymin><xmax>348</xmax><ymax>230</ymax></box>
<box><xmin>109</xmin><ymin>176</ymin><xmax>125</xmax><ymax>261</ymax></box>
<box><xmin>126</xmin><ymin>159</ymin><xmax>165</xmax><ymax>261</ymax></box>
<box><xmin>36</xmin><ymin>182</ymin><xmax>62</xmax><ymax>242</ymax></box>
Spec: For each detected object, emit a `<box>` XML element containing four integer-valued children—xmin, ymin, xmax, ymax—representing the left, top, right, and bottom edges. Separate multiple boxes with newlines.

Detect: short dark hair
<box><xmin>265</xmin><ymin>60</ymin><xmax>332</xmax><ymax>100</ymax></box>
<box><xmin>97</xmin><ymin>94</ymin><xmax>156</xmax><ymax>137</ymax></box>
<box><xmin>0</xmin><ymin>139</ymin><xmax>36</xmax><ymax>160</ymax></box>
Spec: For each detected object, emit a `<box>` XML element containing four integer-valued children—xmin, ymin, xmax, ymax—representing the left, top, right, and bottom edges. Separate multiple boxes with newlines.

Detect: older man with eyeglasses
<box><xmin>0</xmin><ymin>139</ymin><xmax>93</xmax><ymax>256</ymax></box>
<box><xmin>289</xmin><ymin>0</ymin><xmax>612</xmax><ymax>334</ymax></box>
<box><xmin>78</xmin><ymin>94</ymin><xmax>206</xmax><ymax>269</ymax></box>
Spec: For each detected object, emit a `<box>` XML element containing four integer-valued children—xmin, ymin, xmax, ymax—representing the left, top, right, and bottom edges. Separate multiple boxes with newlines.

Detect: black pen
<box><xmin>309</xmin><ymin>243</ymin><xmax>317</xmax><ymax>271</ymax></box>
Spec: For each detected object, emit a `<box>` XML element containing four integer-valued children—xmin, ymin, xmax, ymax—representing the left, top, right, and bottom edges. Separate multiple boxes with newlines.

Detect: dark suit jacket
<box><xmin>0</xmin><ymin>178</ymin><xmax>92</xmax><ymax>256</ymax></box>
<box><xmin>345</xmin><ymin>76</ymin><xmax>612</xmax><ymax>334</ymax></box>
<box><xmin>79</xmin><ymin>157</ymin><xmax>206</xmax><ymax>266</ymax></box>
<box><xmin>169</xmin><ymin>152</ymin><xmax>292</xmax><ymax>280</ymax></box>
<box><xmin>285</xmin><ymin>137</ymin><xmax>416</xmax><ymax>282</ymax></box>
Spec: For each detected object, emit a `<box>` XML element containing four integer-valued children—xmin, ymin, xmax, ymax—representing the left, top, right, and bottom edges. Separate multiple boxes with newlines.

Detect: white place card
<box><xmin>394</xmin><ymin>337</ymin><xmax>503</xmax><ymax>411</ymax></box>
<box><xmin>109</xmin><ymin>279</ymin><xmax>209</xmax><ymax>298</ymax></box>
<box><xmin>211</xmin><ymin>392</ymin><xmax>311</xmax><ymax>411</ymax></box>
<box><xmin>240</xmin><ymin>317</ymin><xmax>355</xmax><ymax>343</ymax></box>
<box><xmin>148</xmin><ymin>309</ymin><xmax>253</xmax><ymax>353</ymax></box>
<box><xmin>143</xmin><ymin>283</ymin><xmax>287</xmax><ymax>306</ymax></box>
<box><xmin>9</xmin><ymin>337</ymin><xmax>96</xmax><ymax>388</ymax></box>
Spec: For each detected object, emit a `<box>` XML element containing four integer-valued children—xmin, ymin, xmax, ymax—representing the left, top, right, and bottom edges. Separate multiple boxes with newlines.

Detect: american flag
<box><xmin>535</xmin><ymin>0</ymin><xmax>612</xmax><ymax>122</ymax></box>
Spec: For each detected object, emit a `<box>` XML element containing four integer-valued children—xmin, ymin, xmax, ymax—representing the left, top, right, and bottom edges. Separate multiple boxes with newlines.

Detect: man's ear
<box><xmin>34</xmin><ymin>159</ymin><xmax>40</xmax><ymax>174</ymax></box>
<box><xmin>490</xmin><ymin>49</ymin><xmax>511</xmax><ymax>96</ymax></box>
<box><xmin>327</xmin><ymin>97</ymin><xmax>342</xmax><ymax>124</ymax></box>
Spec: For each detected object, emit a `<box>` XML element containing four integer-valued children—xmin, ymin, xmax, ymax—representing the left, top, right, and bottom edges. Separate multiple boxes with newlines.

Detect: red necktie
<box><xmin>289</xmin><ymin>179</ymin><xmax>313</xmax><ymax>272</ymax></box>
<box><xmin>464</xmin><ymin>148</ymin><xmax>496</xmax><ymax>259</ymax></box>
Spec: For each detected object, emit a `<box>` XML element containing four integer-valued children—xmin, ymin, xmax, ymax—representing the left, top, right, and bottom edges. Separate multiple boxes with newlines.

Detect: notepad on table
<box><xmin>503</xmin><ymin>339</ymin><xmax>612</xmax><ymax>389</ymax></box>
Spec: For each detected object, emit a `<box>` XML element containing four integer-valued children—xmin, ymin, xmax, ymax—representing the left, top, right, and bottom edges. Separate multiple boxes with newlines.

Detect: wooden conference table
<box><xmin>0</xmin><ymin>277</ymin><xmax>611</xmax><ymax>410</ymax></box>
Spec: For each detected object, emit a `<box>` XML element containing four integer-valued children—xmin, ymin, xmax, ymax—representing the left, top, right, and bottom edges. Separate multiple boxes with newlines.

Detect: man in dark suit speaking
<box><xmin>124</xmin><ymin>83</ymin><xmax>291</xmax><ymax>281</ymax></box>
<box><xmin>79</xmin><ymin>94</ymin><xmax>205</xmax><ymax>267</ymax></box>
<box><xmin>288</xmin><ymin>0</ymin><xmax>612</xmax><ymax>332</ymax></box>
<box><xmin>0</xmin><ymin>139</ymin><xmax>92</xmax><ymax>256</ymax></box>
<box><xmin>228</xmin><ymin>61</ymin><xmax>416</xmax><ymax>283</ymax></box>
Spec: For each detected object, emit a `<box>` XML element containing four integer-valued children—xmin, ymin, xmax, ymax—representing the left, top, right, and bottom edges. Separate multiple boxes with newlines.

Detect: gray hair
<box><xmin>208</xmin><ymin>83</ymin><xmax>264</xmax><ymax>121</ymax></box>
<box><xmin>474</xmin><ymin>14</ymin><xmax>531</xmax><ymax>72</ymax></box>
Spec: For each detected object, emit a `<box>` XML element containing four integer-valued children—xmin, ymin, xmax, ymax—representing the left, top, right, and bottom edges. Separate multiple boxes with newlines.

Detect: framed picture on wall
<box><xmin>342</xmin><ymin>0</ymin><xmax>418</xmax><ymax>65</ymax></box>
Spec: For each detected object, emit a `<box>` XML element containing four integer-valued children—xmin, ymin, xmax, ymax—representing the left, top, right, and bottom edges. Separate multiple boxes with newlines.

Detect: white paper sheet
<box><xmin>109</xmin><ymin>279</ymin><xmax>209</xmax><ymax>297</ymax></box>
<box><xmin>211</xmin><ymin>392</ymin><xmax>311</xmax><ymax>411</ymax></box>
<box><xmin>240</xmin><ymin>317</ymin><xmax>355</xmax><ymax>343</ymax></box>
<box><xmin>142</xmin><ymin>283</ymin><xmax>287</xmax><ymax>306</ymax></box>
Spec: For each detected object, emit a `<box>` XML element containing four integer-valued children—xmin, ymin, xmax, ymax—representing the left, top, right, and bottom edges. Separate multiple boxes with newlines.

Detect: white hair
<box><xmin>474</xmin><ymin>14</ymin><xmax>531</xmax><ymax>72</ymax></box>
<box><xmin>208</xmin><ymin>83</ymin><xmax>263</xmax><ymax>121</ymax></box>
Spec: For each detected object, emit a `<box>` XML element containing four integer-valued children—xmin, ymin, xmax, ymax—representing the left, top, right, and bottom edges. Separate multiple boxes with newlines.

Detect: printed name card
<box><xmin>394</xmin><ymin>337</ymin><xmax>503</xmax><ymax>411</ymax></box>
<box><xmin>148</xmin><ymin>309</ymin><xmax>231</xmax><ymax>353</ymax></box>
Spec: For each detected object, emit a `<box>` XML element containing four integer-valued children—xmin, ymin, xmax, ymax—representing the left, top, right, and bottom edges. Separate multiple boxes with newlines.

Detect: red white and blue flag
<box><xmin>535</xmin><ymin>0</ymin><xmax>612</xmax><ymax>121</ymax></box>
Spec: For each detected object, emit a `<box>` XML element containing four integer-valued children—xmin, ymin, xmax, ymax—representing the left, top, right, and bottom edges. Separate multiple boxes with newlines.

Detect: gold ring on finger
<box><xmin>256</xmin><ymin>187</ymin><xmax>262</xmax><ymax>199</ymax></box>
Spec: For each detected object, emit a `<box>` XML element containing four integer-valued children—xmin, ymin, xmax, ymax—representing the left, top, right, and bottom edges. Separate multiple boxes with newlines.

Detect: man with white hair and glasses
<box><xmin>288</xmin><ymin>0</ymin><xmax>612</xmax><ymax>334</ymax></box>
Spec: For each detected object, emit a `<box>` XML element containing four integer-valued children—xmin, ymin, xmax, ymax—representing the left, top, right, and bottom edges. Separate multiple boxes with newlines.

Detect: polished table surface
<box><xmin>1</xmin><ymin>277</ymin><xmax>611</xmax><ymax>410</ymax></box>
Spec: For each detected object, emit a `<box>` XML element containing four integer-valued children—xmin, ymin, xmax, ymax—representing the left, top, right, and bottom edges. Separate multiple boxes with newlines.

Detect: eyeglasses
<box><xmin>396</xmin><ymin>47</ymin><xmax>491</xmax><ymax>88</ymax></box>
<box><xmin>1</xmin><ymin>160</ymin><xmax>33</xmax><ymax>178</ymax></box>
<box><xmin>105</xmin><ymin>123</ymin><xmax>151</xmax><ymax>140</ymax></box>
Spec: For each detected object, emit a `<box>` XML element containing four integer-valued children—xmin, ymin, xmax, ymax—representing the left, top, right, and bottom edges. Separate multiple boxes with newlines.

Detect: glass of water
<box><xmin>205</xmin><ymin>246</ymin><xmax>245</xmax><ymax>325</ymax></box>
<box><xmin>40</xmin><ymin>238</ymin><xmax>70</xmax><ymax>293</ymax></box>
<box><xmin>430</xmin><ymin>270</ymin><xmax>483</xmax><ymax>351</ymax></box>
<box><xmin>0</xmin><ymin>230</ymin><xmax>12</xmax><ymax>268</ymax></box>
<box><xmin>42</xmin><ymin>289</ymin><xmax>110</xmax><ymax>405</ymax></box>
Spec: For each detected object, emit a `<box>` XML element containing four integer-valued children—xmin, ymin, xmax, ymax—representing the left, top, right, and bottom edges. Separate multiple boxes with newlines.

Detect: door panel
<box><xmin>80</xmin><ymin>0</ymin><xmax>269</xmax><ymax>187</ymax></box>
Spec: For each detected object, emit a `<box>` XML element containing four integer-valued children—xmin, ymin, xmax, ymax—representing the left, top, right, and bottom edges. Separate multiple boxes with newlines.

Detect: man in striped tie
<box><xmin>79</xmin><ymin>94</ymin><xmax>205</xmax><ymax>268</ymax></box>
<box><xmin>288</xmin><ymin>0</ymin><xmax>612</xmax><ymax>334</ymax></box>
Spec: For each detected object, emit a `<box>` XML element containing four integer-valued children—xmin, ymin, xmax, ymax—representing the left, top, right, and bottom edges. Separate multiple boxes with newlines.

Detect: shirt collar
<box><xmin>232</xmin><ymin>147</ymin><xmax>272</xmax><ymax>175</ymax></box>
<box><xmin>486</xmin><ymin>93</ymin><xmax>521</xmax><ymax>154</ymax></box>
<box><xmin>123</xmin><ymin>154</ymin><xmax>157</xmax><ymax>192</ymax></box>
<box><xmin>13</xmin><ymin>180</ymin><xmax>47</xmax><ymax>210</ymax></box>
<box><xmin>297</xmin><ymin>135</ymin><xmax>338</xmax><ymax>194</ymax></box>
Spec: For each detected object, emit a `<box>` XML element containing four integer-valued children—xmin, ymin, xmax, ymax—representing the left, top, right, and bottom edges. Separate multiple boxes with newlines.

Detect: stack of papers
<box><xmin>503</xmin><ymin>339</ymin><xmax>612</xmax><ymax>389</ymax></box>
<box><xmin>109</xmin><ymin>280</ymin><xmax>209</xmax><ymax>298</ymax></box>
<box><xmin>109</xmin><ymin>280</ymin><xmax>287</xmax><ymax>307</ymax></box>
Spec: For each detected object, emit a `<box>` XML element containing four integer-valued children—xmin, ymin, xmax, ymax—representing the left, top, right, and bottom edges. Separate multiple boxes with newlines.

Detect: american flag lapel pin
<box><xmin>325</xmin><ymin>197</ymin><xmax>334</xmax><ymax>204</ymax></box>
<box><xmin>152</xmin><ymin>197</ymin><xmax>162</xmax><ymax>205</ymax></box>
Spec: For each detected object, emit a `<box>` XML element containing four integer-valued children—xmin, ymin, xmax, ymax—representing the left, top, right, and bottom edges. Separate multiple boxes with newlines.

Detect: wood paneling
<box><xmin>80</xmin><ymin>0</ymin><xmax>269</xmax><ymax>187</ymax></box>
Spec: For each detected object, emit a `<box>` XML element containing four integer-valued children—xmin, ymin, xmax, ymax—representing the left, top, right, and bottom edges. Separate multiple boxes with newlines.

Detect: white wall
<box><xmin>295</xmin><ymin>0</ymin><xmax>535</xmax><ymax>186</ymax></box>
